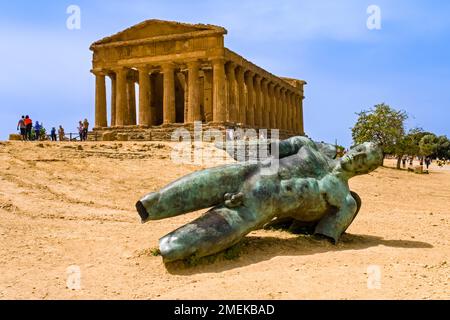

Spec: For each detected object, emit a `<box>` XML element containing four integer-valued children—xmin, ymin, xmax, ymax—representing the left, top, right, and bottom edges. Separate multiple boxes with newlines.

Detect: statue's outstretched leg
<box><xmin>158</xmin><ymin>205</ymin><xmax>264</xmax><ymax>262</ymax></box>
<box><xmin>136</xmin><ymin>163</ymin><xmax>258</xmax><ymax>222</ymax></box>
<box><xmin>314</xmin><ymin>192</ymin><xmax>362</xmax><ymax>243</ymax></box>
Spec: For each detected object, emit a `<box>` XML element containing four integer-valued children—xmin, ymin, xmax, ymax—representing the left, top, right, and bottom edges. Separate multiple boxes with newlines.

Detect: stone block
<box><xmin>9</xmin><ymin>134</ymin><xmax>22</xmax><ymax>141</ymax></box>
<box><xmin>102</xmin><ymin>131</ymin><xmax>117</xmax><ymax>141</ymax></box>
<box><xmin>414</xmin><ymin>165</ymin><xmax>423</xmax><ymax>174</ymax></box>
<box><xmin>117</xmin><ymin>133</ymin><xmax>129</xmax><ymax>141</ymax></box>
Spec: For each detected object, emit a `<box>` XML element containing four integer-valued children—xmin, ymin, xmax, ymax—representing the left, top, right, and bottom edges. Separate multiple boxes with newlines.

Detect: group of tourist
<box><xmin>401</xmin><ymin>156</ymin><xmax>432</xmax><ymax>169</ymax></box>
<box><xmin>77</xmin><ymin>119</ymin><xmax>90</xmax><ymax>141</ymax></box>
<box><xmin>16</xmin><ymin>115</ymin><xmax>89</xmax><ymax>142</ymax></box>
<box><xmin>16</xmin><ymin>115</ymin><xmax>29</xmax><ymax>140</ymax></box>
<box><xmin>17</xmin><ymin>115</ymin><xmax>44</xmax><ymax>141</ymax></box>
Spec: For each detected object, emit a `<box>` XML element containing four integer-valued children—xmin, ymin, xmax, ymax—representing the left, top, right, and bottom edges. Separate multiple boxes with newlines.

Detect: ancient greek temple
<box><xmin>90</xmin><ymin>20</ymin><xmax>306</xmax><ymax>139</ymax></box>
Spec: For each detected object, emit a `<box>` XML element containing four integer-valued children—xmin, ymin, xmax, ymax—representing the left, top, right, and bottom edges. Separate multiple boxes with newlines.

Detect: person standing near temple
<box><xmin>78</xmin><ymin>121</ymin><xmax>84</xmax><ymax>141</ymax></box>
<box><xmin>425</xmin><ymin>157</ymin><xmax>431</xmax><ymax>170</ymax></box>
<box><xmin>50</xmin><ymin>127</ymin><xmax>57</xmax><ymax>141</ymax></box>
<box><xmin>83</xmin><ymin>118</ymin><xmax>90</xmax><ymax>141</ymax></box>
<box><xmin>24</xmin><ymin>115</ymin><xmax>33</xmax><ymax>141</ymax></box>
<box><xmin>34</xmin><ymin>121</ymin><xmax>42</xmax><ymax>141</ymax></box>
<box><xmin>17</xmin><ymin>115</ymin><xmax>26</xmax><ymax>141</ymax></box>
<box><xmin>58</xmin><ymin>125</ymin><xmax>65</xmax><ymax>142</ymax></box>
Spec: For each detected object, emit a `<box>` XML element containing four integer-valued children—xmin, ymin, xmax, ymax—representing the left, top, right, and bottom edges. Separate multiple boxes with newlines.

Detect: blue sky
<box><xmin>0</xmin><ymin>0</ymin><xmax>449</xmax><ymax>146</ymax></box>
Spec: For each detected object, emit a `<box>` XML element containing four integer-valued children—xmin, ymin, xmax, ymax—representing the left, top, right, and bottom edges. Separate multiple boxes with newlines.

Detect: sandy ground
<box><xmin>0</xmin><ymin>140</ymin><xmax>448</xmax><ymax>300</ymax></box>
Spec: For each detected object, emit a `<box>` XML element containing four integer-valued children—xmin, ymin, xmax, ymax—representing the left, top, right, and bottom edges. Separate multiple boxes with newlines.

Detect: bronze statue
<box><xmin>136</xmin><ymin>136</ymin><xmax>383</xmax><ymax>262</ymax></box>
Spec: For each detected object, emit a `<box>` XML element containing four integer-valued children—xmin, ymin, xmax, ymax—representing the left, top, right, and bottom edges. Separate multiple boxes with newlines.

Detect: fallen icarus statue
<box><xmin>136</xmin><ymin>136</ymin><xmax>383</xmax><ymax>263</ymax></box>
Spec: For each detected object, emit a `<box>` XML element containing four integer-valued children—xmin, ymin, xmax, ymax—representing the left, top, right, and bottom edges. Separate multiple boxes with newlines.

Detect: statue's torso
<box><xmin>240</xmin><ymin>144</ymin><xmax>349</xmax><ymax>223</ymax></box>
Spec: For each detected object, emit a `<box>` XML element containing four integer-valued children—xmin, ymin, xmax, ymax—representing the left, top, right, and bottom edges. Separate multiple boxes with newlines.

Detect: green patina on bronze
<box><xmin>136</xmin><ymin>136</ymin><xmax>383</xmax><ymax>263</ymax></box>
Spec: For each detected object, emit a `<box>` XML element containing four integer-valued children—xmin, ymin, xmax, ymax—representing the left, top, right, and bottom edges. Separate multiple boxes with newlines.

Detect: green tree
<box><xmin>395</xmin><ymin>130</ymin><xmax>417</xmax><ymax>169</ymax></box>
<box><xmin>406</xmin><ymin>128</ymin><xmax>432</xmax><ymax>156</ymax></box>
<box><xmin>435</xmin><ymin>135</ymin><xmax>450</xmax><ymax>160</ymax></box>
<box><xmin>394</xmin><ymin>128</ymin><xmax>434</xmax><ymax>169</ymax></box>
<box><xmin>352</xmin><ymin>103</ymin><xmax>408</xmax><ymax>165</ymax></box>
<box><xmin>419</xmin><ymin>134</ymin><xmax>438</xmax><ymax>159</ymax></box>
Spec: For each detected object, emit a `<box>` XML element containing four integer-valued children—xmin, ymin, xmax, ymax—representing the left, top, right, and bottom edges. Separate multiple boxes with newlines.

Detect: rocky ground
<box><xmin>0</xmin><ymin>140</ymin><xmax>448</xmax><ymax>299</ymax></box>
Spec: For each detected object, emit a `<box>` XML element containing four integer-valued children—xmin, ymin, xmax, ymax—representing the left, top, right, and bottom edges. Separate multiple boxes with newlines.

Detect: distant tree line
<box><xmin>351</xmin><ymin>103</ymin><xmax>450</xmax><ymax>168</ymax></box>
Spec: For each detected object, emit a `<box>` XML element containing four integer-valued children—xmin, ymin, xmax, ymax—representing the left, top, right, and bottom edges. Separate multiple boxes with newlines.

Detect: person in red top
<box><xmin>24</xmin><ymin>115</ymin><xmax>33</xmax><ymax>141</ymax></box>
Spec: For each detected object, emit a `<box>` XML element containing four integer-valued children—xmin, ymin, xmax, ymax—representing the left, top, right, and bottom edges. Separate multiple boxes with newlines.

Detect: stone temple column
<box><xmin>127</xmin><ymin>72</ymin><xmax>137</xmax><ymax>126</ymax></box>
<box><xmin>108</xmin><ymin>73</ymin><xmax>117</xmax><ymax>127</ymax></box>
<box><xmin>291</xmin><ymin>93</ymin><xmax>297</xmax><ymax>132</ymax></box>
<box><xmin>261</xmin><ymin>79</ymin><xmax>270</xmax><ymax>128</ymax></box>
<box><xmin>298</xmin><ymin>94</ymin><xmax>303</xmax><ymax>134</ymax></box>
<box><xmin>285</xmin><ymin>90</ymin><xmax>291</xmax><ymax>131</ymax></box>
<box><xmin>285</xmin><ymin>91</ymin><xmax>292</xmax><ymax>131</ymax></box>
<box><xmin>162</xmin><ymin>63</ymin><xmax>176</xmax><ymax>124</ymax></box>
<box><xmin>187</xmin><ymin>60</ymin><xmax>201</xmax><ymax>123</ymax></box>
<box><xmin>115</xmin><ymin>67</ymin><xmax>128</xmax><ymax>126</ymax></box>
<box><xmin>226</xmin><ymin>62</ymin><xmax>237</xmax><ymax>123</ymax></box>
<box><xmin>278</xmin><ymin>88</ymin><xmax>284</xmax><ymax>130</ymax></box>
<box><xmin>274</xmin><ymin>85</ymin><xmax>281</xmax><ymax>129</ymax></box>
<box><xmin>289</xmin><ymin>91</ymin><xmax>294</xmax><ymax>131</ymax></box>
<box><xmin>284</xmin><ymin>89</ymin><xmax>292</xmax><ymax>130</ymax></box>
<box><xmin>245</xmin><ymin>71</ymin><xmax>255</xmax><ymax>126</ymax></box>
<box><xmin>181</xmin><ymin>71</ymin><xmax>189</xmax><ymax>122</ymax></box>
<box><xmin>236</xmin><ymin>67</ymin><xmax>246</xmax><ymax>125</ymax></box>
<box><xmin>292</xmin><ymin>93</ymin><xmax>300</xmax><ymax>133</ymax></box>
<box><xmin>212</xmin><ymin>58</ymin><xmax>226</xmax><ymax>122</ymax></box>
<box><xmin>296</xmin><ymin>95</ymin><xmax>303</xmax><ymax>134</ymax></box>
<box><xmin>280</xmin><ymin>88</ymin><xmax>287</xmax><ymax>130</ymax></box>
<box><xmin>138</xmin><ymin>67</ymin><xmax>151</xmax><ymax>127</ymax></box>
<box><xmin>203</xmin><ymin>70</ymin><xmax>213</xmax><ymax>123</ymax></box>
<box><xmin>299</xmin><ymin>93</ymin><xmax>305</xmax><ymax>134</ymax></box>
<box><xmin>268</xmin><ymin>83</ymin><xmax>276</xmax><ymax>129</ymax></box>
<box><xmin>291</xmin><ymin>93</ymin><xmax>297</xmax><ymax>133</ymax></box>
<box><xmin>292</xmin><ymin>93</ymin><xmax>298</xmax><ymax>133</ymax></box>
<box><xmin>94</xmin><ymin>70</ymin><xmax>107</xmax><ymax>128</ymax></box>
<box><xmin>254</xmin><ymin>75</ymin><xmax>262</xmax><ymax>127</ymax></box>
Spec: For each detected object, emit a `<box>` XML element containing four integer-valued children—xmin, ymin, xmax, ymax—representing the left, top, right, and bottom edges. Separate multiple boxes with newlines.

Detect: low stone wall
<box><xmin>9</xmin><ymin>134</ymin><xmax>22</xmax><ymax>141</ymax></box>
<box><xmin>89</xmin><ymin>123</ymin><xmax>300</xmax><ymax>142</ymax></box>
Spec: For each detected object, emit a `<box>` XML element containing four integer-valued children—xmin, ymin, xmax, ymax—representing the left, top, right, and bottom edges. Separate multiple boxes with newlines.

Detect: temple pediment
<box><xmin>91</xmin><ymin>19</ymin><xmax>227</xmax><ymax>48</ymax></box>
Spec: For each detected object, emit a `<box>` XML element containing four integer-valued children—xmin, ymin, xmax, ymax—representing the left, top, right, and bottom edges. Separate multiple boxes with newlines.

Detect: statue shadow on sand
<box><xmin>163</xmin><ymin>232</ymin><xmax>433</xmax><ymax>275</ymax></box>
